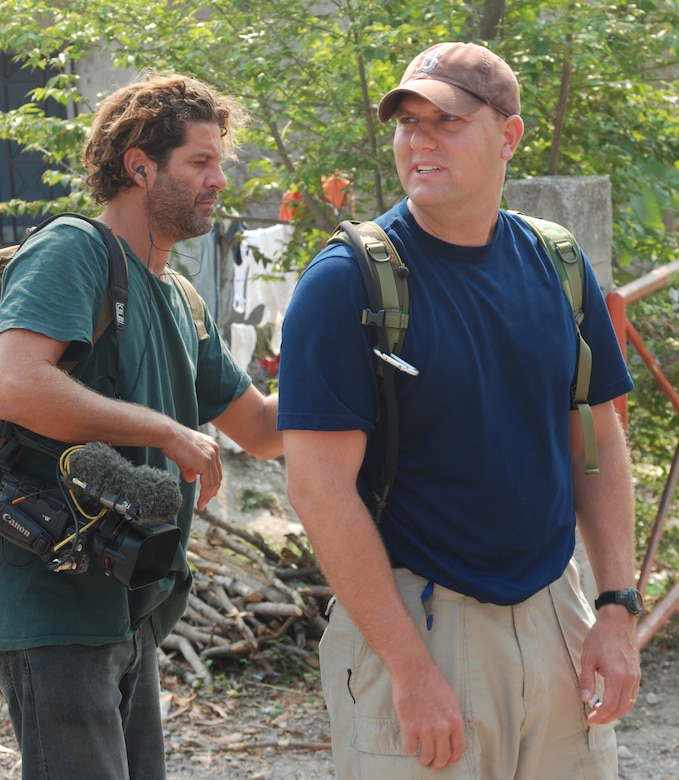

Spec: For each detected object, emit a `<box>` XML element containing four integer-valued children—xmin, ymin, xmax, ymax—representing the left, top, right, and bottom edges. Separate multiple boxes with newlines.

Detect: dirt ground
<box><xmin>0</xmin><ymin>447</ymin><xmax>677</xmax><ymax>779</ymax></box>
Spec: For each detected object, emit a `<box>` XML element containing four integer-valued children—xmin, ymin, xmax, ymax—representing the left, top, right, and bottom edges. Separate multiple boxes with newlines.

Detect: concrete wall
<box><xmin>504</xmin><ymin>175</ymin><xmax>613</xmax><ymax>294</ymax></box>
<box><xmin>76</xmin><ymin>51</ymin><xmax>137</xmax><ymax>111</ymax></box>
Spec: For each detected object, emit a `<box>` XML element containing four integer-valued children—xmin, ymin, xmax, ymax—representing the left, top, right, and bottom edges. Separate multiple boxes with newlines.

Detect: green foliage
<box><xmin>502</xmin><ymin>0</ymin><xmax>679</xmax><ymax>266</ymax></box>
<box><xmin>1</xmin><ymin>0</ymin><xmax>677</xmax><ymax>267</ymax></box>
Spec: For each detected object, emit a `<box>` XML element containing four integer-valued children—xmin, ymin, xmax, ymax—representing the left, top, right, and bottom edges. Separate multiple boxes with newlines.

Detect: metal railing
<box><xmin>607</xmin><ymin>259</ymin><xmax>679</xmax><ymax>648</ymax></box>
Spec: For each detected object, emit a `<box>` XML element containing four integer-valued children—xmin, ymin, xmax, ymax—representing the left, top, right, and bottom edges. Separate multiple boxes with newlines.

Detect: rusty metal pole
<box><xmin>637</xmin><ymin>438</ymin><xmax>679</xmax><ymax>596</ymax></box>
<box><xmin>638</xmin><ymin>581</ymin><xmax>679</xmax><ymax>650</ymax></box>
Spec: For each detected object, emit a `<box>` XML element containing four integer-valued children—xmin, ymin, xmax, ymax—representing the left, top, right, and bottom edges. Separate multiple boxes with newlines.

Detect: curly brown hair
<box><xmin>82</xmin><ymin>72</ymin><xmax>246</xmax><ymax>204</ymax></box>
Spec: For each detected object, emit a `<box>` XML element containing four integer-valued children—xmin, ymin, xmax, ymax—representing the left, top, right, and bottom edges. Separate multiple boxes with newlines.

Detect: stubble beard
<box><xmin>148</xmin><ymin>172</ymin><xmax>216</xmax><ymax>243</ymax></box>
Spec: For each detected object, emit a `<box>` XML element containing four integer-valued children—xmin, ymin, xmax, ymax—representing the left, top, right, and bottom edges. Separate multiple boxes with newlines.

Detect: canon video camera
<box><xmin>0</xmin><ymin>422</ymin><xmax>181</xmax><ymax>589</ymax></box>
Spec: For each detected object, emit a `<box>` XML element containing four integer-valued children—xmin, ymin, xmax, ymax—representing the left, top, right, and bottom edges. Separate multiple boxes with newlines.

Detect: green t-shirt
<box><xmin>0</xmin><ymin>216</ymin><xmax>251</xmax><ymax>649</ymax></box>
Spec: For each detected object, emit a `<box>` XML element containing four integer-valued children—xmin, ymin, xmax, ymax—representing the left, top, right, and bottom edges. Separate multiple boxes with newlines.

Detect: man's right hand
<box><xmin>391</xmin><ymin>660</ymin><xmax>466</xmax><ymax>770</ymax></box>
<box><xmin>161</xmin><ymin>425</ymin><xmax>222</xmax><ymax>510</ymax></box>
<box><xmin>285</xmin><ymin>428</ymin><xmax>467</xmax><ymax>770</ymax></box>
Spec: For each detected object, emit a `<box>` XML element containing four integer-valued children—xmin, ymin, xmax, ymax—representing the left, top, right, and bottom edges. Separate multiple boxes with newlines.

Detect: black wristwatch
<box><xmin>594</xmin><ymin>588</ymin><xmax>644</xmax><ymax>615</ymax></box>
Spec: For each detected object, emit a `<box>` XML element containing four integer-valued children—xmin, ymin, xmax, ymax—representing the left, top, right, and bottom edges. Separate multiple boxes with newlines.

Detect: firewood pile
<box><xmin>159</xmin><ymin>507</ymin><xmax>332</xmax><ymax>692</ymax></box>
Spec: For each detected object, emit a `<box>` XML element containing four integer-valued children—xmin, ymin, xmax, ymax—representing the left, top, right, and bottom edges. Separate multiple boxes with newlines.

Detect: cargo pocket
<box><xmin>351</xmin><ymin>713</ymin><xmax>478</xmax><ymax>779</ymax></box>
<box><xmin>346</xmin><ymin>609</ymin><xmax>478</xmax><ymax>778</ymax></box>
<box><xmin>352</xmin><ymin>713</ymin><xmax>403</xmax><ymax>755</ymax></box>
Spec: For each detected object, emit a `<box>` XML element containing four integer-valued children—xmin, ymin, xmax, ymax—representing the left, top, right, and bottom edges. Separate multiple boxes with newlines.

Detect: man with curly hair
<box><xmin>0</xmin><ymin>73</ymin><xmax>281</xmax><ymax>779</ymax></box>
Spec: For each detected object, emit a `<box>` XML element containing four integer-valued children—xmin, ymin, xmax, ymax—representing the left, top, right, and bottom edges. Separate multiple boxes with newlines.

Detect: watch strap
<box><xmin>594</xmin><ymin>588</ymin><xmax>643</xmax><ymax>614</ymax></box>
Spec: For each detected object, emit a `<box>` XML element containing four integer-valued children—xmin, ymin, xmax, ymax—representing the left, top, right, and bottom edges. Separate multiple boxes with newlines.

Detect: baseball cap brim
<box><xmin>378</xmin><ymin>79</ymin><xmax>485</xmax><ymax>123</ymax></box>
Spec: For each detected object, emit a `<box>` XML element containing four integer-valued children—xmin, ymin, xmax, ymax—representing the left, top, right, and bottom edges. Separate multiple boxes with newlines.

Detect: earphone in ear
<box><xmin>136</xmin><ymin>165</ymin><xmax>146</xmax><ymax>178</ymax></box>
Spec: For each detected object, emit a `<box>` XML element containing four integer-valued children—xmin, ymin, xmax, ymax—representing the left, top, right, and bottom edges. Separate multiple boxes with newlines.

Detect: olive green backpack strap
<box><xmin>164</xmin><ymin>266</ymin><xmax>209</xmax><ymax>342</ymax></box>
<box><xmin>327</xmin><ymin>220</ymin><xmax>417</xmax><ymax>521</ymax></box>
<box><xmin>514</xmin><ymin>213</ymin><xmax>598</xmax><ymax>475</ymax></box>
<box><xmin>328</xmin><ymin>220</ymin><xmax>411</xmax><ymax>368</ymax></box>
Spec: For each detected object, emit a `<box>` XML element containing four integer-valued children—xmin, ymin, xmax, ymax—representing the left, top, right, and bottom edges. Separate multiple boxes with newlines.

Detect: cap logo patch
<box><xmin>416</xmin><ymin>49</ymin><xmax>443</xmax><ymax>74</ymax></box>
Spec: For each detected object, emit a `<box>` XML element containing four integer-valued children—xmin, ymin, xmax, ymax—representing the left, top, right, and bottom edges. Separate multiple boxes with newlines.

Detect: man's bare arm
<box><xmin>0</xmin><ymin>328</ymin><xmax>224</xmax><ymax>508</ymax></box>
<box><xmin>284</xmin><ymin>428</ymin><xmax>465</xmax><ymax>769</ymax></box>
<box><xmin>571</xmin><ymin>401</ymin><xmax>640</xmax><ymax>722</ymax></box>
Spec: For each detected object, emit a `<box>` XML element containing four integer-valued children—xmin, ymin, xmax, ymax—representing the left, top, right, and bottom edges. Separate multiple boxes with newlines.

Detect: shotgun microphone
<box><xmin>62</xmin><ymin>442</ymin><xmax>182</xmax><ymax>523</ymax></box>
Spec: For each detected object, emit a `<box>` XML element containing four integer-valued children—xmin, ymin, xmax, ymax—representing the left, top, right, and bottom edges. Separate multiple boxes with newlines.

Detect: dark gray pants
<box><xmin>0</xmin><ymin>620</ymin><xmax>166</xmax><ymax>780</ymax></box>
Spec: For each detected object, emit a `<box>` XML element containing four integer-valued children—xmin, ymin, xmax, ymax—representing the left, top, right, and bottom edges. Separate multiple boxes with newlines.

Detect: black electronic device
<box><xmin>0</xmin><ymin>422</ymin><xmax>182</xmax><ymax>589</ymax></box>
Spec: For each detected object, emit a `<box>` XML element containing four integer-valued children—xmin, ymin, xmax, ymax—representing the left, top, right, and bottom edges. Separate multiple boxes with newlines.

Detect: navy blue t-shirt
<box><xmin>278</xmin><ymin>201</ymin><xmax>633</xmax><ymax>605</ymax></box>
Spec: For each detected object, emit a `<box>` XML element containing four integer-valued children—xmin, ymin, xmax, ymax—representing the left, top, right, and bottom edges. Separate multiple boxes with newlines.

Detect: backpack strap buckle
<box><xmin>554</xmin><ymin>238</ymin><xmax>579</xmax><ymax>264</ymax></box>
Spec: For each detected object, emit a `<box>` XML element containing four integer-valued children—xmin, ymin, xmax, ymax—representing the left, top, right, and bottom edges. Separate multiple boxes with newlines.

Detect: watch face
<box><xmin>621</xmin><ymin>588</ymin><xmax>644</xmax><ymax>614</ymax></box>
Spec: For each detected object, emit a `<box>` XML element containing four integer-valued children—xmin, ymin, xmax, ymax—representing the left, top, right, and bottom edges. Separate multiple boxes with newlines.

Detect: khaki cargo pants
<box><xmin>319</xmin><ymin>560</ymin><xmax>617</xmax><ymax>779</ymax></box>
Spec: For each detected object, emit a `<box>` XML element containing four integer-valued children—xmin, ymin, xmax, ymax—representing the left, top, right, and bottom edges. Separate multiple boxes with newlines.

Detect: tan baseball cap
<box><xmin>378</xmin><ymin>42</ymin><xmax>520</xmax><ymax>123</ymax></box>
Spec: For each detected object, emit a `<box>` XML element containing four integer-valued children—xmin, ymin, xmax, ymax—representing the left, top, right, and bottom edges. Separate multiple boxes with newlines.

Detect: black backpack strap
<box><xmin>91</xmin><ymin>221</ymin><xmax>128</xmax><ymax>399</ymax></box>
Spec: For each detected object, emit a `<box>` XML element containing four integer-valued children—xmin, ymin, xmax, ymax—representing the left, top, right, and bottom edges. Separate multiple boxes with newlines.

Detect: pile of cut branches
<box><xmin>159</xmin><ymin>508</ymin><xmax>332</xmax><ymax>691</ymax></box>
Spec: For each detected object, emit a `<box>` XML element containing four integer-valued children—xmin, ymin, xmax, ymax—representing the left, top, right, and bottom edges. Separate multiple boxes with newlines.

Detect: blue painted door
<box><xmin>0</xmin><ymin>53</ymin><xmax>68</xmax><ymax>246</ymax></box>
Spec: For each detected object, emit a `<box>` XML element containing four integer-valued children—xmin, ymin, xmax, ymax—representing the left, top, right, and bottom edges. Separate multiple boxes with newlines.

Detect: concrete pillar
<box><xmin>504</xmin><ymin>175</ymin><xmax>615</xmax><ymax>610</ymax></box>
<box><xmin>504</xmin><ymin>175</ymin><xmax>613</xmax><ymax>294</ymax></box>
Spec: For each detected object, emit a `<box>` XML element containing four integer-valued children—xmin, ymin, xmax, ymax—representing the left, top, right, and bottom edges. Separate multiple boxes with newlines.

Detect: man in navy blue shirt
<box><xmin>279</xmin><ymin>42</ymin><xmax>640</xmax><ymax>779</ymax></box>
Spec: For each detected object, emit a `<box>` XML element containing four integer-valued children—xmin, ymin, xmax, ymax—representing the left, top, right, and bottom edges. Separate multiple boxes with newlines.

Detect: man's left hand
<box><xmin>579</xmin><ymin>608</ymin><xmax>641</xmax><ymax>724</ymax></box>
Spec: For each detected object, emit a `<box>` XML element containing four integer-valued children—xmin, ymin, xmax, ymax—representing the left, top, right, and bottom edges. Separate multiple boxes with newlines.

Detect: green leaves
<box><xmin>1</xmin><ymin>0</ymin><xmax>677</xmax><ymax>266</ymax></box>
